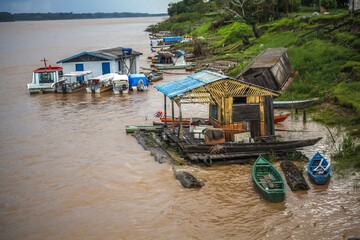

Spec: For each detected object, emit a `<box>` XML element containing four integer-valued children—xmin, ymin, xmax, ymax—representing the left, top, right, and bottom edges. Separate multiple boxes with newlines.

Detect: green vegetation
<box><xmin>149</xmin><ymin>0</ymin><xmax>360</xmax><ymax>168</ymax></box>
<box><xmin>331</xmin><ymin>134</ymin><xmax>360</xmax><ymax>171</ymax></box>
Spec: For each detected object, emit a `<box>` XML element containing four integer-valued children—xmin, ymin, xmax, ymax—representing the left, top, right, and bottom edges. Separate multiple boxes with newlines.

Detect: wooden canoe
<box><xmin>252</xmin><ymin>155</ymin><xmax>286</xmax><ymax>203</ymax></box>
<box><xmin>181</xmin><ymin>137</ymin><xmax>322</xmax><ymax>153</ymax></box>
<box><xmin>274</xmin><ymin>113</ymin><xmax>290</xmax><ymax>123</ymax></box>
<box><xmin>273</xmin><ymin>98</ymin><xmax>319</xmax><ymax>109</ymax></box>
<box><xmin>125</xmin><ymin>125</ymin><xmax>163</xmax><ymax>134</ymax></box>
<box><xmin>307</xmin><ymin>152</ymin><xmax>331</xmax><ymax>184</ymax></box>
<box><xmin>147</xmin><ymin>72</ymin><xmax>164</xmax><ymax>82</ymax></box>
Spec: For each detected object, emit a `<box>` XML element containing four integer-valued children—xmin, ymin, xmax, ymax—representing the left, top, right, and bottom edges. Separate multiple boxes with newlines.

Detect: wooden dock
<box><xmin>162</xmin><ymin>127</ymin><xmax>321</xmax><ymax>165</ymax></box>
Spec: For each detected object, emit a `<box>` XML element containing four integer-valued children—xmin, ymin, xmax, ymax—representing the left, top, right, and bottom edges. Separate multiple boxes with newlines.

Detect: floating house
<box><xmin>56</xmin><ymin>47</ymin><xmax>143</xmax><ymax>77</ymax></box>
<box><xmin>237</xmin><ymin>48</ymin><xmax>291</xmax><ymax>91</ymax></box>
<box><xmin>155</xmin><ymin>70</ymin><xmax>280</xmax><ymax>140</ymax></box>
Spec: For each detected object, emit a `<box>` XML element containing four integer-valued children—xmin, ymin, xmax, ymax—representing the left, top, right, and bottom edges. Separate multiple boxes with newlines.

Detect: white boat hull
<box><xmin>112</xmin><ymin>76</ymin><xmax>129</xmax><ymax>94</ymax></box>
<box><xmin>27</xmin><ymin>83</ymin><xmax>56</xmax><ymax>94</ymax></box>
<box><xmin>86</xmin><ymin>84</ymin><xmax>113</xmax><ymax>93</ymax></box>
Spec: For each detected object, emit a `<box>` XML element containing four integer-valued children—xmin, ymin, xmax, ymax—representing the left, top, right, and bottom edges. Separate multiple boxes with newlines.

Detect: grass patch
<box><xmin>333</xmin><ymin>82</ymin><xmax>360</xmax><ymax>113</ymax></box>
<box><xmin>331</xmin><ymin>134</ymin><xmax>360</xmax><ymax>170</ymax></box>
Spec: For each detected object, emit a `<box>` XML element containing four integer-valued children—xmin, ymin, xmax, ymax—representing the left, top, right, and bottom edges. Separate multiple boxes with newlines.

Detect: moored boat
<box><xmin>146</xmin><ymin>72</ymin><xmax>164</xmax><ymax>82</ymax></box>
<box><xmin>307</xmin><ymin>152</ymin><xmax>331</xmax><ymax>184</ymax></box>
<box><xmin>181</xmin><ymin>137</ymin><xmax>322</xmax><ymax>153</ymax></box>
<box><xmin>112</xmin><ymin>74</ymin><xmax>129</xmax><ymax>94</ymax></box>
<box><xmin>152</xmin><ymin>50</ymin><xmax>194</xmax><ymax>70</ymax></box>
<box><xmin>125</xmin><ymin>125</ymin><xmax>163</xmax><ymax>134</ymax></box>
<box><xmin>51</xmin><ymin>71</ymin><xmax>92</xmax><ymax>93</ymax></box>
<box><xmin>252</xmin><ymin>155</ymin><xmax>286</xmax><ymax>203</ymax></box>
<box><xmin>86</xmin><ymin>73</ymin><xmax>117</xmax><ymax>93</ymax></box>
<box><xmin>274</xmin><ymin>112</ymin><xmax>290</xmax><ymax>123</ymax></box>
<box><xmin>273</xmin><ymin>98</ymin><xmax>319</xmax><ymax>109</ymax></box>
<box><xmin>156</xmin><ymin>111</ymin><xmax>287</xmax><ymax>124</ymax></box>
<box><xmin>27</xmin><ymin>59</ymin><xmax>63</xmax><ymax>94</ymax></box>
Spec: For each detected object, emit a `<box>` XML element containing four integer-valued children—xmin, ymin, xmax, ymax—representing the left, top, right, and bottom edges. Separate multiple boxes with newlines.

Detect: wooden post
<box><xmin>164</xmin><ymin>95</ymin><xmax>167</xmax><ymax>127</ymax></box>
<box><xmin>178</xmin><ymin>101</ymin><xmax>184</xmax><ymax>139</ymax></box>
<box><xmin>303</xmin><ymin>110</ymin><xmax>307</xmax><ymax>123</ymax></box>
<box><xmin>171</xmin><ymin>100</ymin><xmax>175</xmax><ymax>133</ymax></box>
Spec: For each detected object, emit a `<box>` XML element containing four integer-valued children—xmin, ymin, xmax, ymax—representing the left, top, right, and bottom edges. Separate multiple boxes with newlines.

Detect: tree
<box><xmin>225</xmin><ymin>0</ymin><xmax>266</xmax><ymax>38</ymax></box>
<box><xmin>0</xmin><ymin>12</ymin><xmax>14</xmax><ymax>22</ymax></box>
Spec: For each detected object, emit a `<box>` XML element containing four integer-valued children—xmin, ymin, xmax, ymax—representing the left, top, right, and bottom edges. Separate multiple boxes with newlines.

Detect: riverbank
<box><xmin>148</xmin><ymin>8</ymin><xmax>359</xmax><ymax>136</ymax></box>
<box><xmin>147</xmin><ymin>6</ymin><xmax>360</xmax><ymax>169</ymax></box>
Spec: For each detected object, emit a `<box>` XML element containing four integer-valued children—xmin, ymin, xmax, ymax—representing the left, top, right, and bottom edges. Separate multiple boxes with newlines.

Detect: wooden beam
<box><xmin>164</xmin><ymin>95</ymin><xmax>167</xmax><ymax>126</ymax></box>
<box><xmin>171</xmin><ymin>100</ymin><xmax>175</xmax><ymax>132</ymax></box>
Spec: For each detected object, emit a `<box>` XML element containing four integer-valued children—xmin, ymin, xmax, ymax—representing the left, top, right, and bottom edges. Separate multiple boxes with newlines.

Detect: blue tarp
<box><xmin>163</xmin><ymin>36</ymin><xmax>182</xmax><ymax>43</ymax></box>
<box><xmin>128</xmin><ymin>74</ymin><xmax>149</xmax><ymax>87</ymax></box>
<box><xmin>154</xmin><ymin>71</ymin><xmax>229</xmax><ymax>99</ymax></box>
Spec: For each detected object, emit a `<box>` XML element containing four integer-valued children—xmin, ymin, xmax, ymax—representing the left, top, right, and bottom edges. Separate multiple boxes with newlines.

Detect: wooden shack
<box><xmin>155</xmin><ymin>71</ymin><xmax>280</xmax><ymax>140</ymax></box>
<box><xmin>237</xmin><ymin>48</ymin><xmax>291</xmax><ymax>91</ymax></box>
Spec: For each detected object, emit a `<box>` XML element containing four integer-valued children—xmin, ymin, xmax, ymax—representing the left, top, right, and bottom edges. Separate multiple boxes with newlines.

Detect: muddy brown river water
<box><xmin>0</xmin><ymin>17</ymin><xmax>359</xmax><ymax>239</ymax></box>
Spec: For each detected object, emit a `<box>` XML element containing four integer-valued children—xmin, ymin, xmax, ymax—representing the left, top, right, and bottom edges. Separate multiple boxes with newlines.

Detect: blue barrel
<box><xmin>122</xmin><ymin>48</ymin><xmax>132</xmax><ymax>55</ymax></box>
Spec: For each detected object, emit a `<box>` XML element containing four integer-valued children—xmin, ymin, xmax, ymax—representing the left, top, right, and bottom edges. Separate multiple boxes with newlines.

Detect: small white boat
<box><xmin>51</xmin><ymin>71</ymin><xmax>92</xmax><ymax>93</ymax></box>
<box><xmin>112</xmin><ymin>74</ymin><xmax>129</xmax><ymax>94</ymax></box>
<box><xmin>152</xmin><ymin>50</ymin><xmax>194</xmax><ymax>70</ymax></box>
<box><xmin>27</xmin><ymin>60</ymin><xmax>63</xmax><ymax>94</ymax></box>
<box><xmin>86</xmin><ymin>73</ymin><xmax>117</xmax><ymax>93</ymax></box>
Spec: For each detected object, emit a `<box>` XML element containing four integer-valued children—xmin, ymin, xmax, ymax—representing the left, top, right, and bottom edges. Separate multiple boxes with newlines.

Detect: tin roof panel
<box><xmin>155</xmin><ymin>70</ymin><xmax>228</xmax><ymax>98</ymax></box>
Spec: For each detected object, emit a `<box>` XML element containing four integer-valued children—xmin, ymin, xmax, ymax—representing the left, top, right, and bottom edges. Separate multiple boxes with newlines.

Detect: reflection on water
<box><xmin>0</xmin><ymin>18</ymin><xmax>359</xmax><ymax>240</ymax></box>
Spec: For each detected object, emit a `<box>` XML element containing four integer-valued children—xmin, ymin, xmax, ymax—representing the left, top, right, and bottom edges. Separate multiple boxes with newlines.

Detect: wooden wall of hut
<box><xmin>209</xmin><ymin>95</ymin><xmax>274</xmax><ymax>140</ymax></box>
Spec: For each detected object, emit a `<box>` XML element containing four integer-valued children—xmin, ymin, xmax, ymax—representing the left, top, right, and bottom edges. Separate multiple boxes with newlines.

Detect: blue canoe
<box><xmin>307</xmin><ymin>152</ymin><xmax>331</xmax><ymax>184</ymax></box>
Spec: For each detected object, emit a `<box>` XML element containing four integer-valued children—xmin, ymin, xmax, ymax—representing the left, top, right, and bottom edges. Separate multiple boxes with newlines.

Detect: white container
<box><xmin>191</xmin><ymin>125</ymin><xmax>213</xmax><ymax>139</ymax></box>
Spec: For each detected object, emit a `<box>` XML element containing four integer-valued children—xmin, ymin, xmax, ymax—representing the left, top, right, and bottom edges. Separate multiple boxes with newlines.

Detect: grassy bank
<box><xmin>151</xmin><ymin>8</ymin><xmax>359</xmax><ymax>132</ymax></box>
<box><xmin>149</xmin><ymin>7</ymin><xmax>360</xmax><ymax>169</ymax></box>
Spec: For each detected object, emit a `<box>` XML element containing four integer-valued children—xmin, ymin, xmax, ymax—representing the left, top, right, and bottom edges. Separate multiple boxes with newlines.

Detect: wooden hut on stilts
<box><xmin>155</xmin><ymin>70</ymin><xmax>280</xmax><ymax>141</ymax></box>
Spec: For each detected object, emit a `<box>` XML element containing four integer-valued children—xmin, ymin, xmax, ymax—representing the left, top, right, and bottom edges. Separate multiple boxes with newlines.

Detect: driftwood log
<box><xmin>280</xmin><ymin>160</ymin><xmax>310</xmax><ymax>191</ymax></box>
<box><xmin>173</xmin><ymin>167</ymin><xmax>205</xmax><ymax>189</ymax></box>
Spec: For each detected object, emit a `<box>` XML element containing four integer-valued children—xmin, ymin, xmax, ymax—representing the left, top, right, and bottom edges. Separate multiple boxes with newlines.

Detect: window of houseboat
<box><xmin>37</xmin><ymin>72</ymin><xmax>56</xmax><ymax>83</ymax></box>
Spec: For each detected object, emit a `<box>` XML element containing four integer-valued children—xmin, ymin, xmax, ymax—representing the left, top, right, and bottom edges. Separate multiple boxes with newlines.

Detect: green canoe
<box><xmin>252</xmin><ymin>155</ymin><xmax>286</xmax><ymax>203</ymax></box>
<box><xmin>125</xmin><ymin>125</ymin><xmax>163</xmax><ymax>134</ymax></box>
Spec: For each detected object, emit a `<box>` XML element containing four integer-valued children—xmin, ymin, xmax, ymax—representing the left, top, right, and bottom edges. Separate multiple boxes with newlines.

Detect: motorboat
<box><xmin>51</xmin><ymin>71</ymin><xmax>92</xmax><ymax>93</ymax></box>
<box><xmin>27</xmin><ymin>59</ymin><xmax>63</xmax><ymax>94</ymax></box>
<box><xmin>112</xmin><ymin>74</ymin><xmax>129</xmax><ymax>94</ymax></box>
<box><xmin>86</xmin><ymin>73</ymin><xmax>117</xmax><ymax>93</ymax></box>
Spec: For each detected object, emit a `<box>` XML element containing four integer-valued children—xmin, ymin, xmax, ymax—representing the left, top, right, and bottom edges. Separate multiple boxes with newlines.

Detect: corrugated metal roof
<box><xmin>246</xmin><ymin>48</ymin><xmax>288</xmax><ymax>69</ymax></box>
<box><xmin>57</xmin><ymin>51</ymin><xmax>113</xmax><ymax>63</ymax></box>
<box><xmin>155</xmin><ymin>70</ymin><xmax>229</xmax><ymax>99</ymax></box>
<box><xmin>57</xmin><ymin>47</ymin><xmax>142</xmax><ymax>63</ymax></box>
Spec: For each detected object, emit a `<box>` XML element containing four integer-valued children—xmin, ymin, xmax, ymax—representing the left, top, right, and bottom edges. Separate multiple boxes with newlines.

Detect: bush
<box><xmin>321</xmin><ymin>0</ymin><xmax>336</xmax><ymax>9</ymax></box>
<box><xmin>331</xmin><ymin>134</ymin><xmax>360</xmax><ymax>170</ymax></box>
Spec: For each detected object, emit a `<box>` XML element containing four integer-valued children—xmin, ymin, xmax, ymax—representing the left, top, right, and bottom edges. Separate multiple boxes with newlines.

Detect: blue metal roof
<box><xmin>56</xmin><ymin>51</ymin><xmax>114</xmax><ymax>63</ymax></box>
<box><xmin>155</xmin><ymin>70</ymin><xmax>229</xmax><ymax>99</ymax></box>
